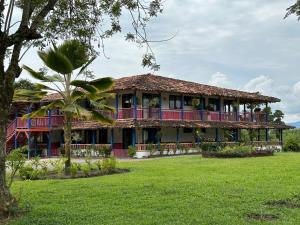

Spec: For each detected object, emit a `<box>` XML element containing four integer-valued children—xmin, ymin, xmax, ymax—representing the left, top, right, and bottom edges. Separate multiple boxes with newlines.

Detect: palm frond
<box><xmin>38</xmin><ymin>49</ymin><xmax>73</xmax><ymax>74</ymax></box>
<box><xmin>70</xmin><ymin>80</ymin><xmax>97</xmax><ymax>94</ymax></box>
<box><xmin>89</xmin><ymin>77</ymin><xmax>114</xmax><ymax>92</ymax></box>
<box><xmin>77</xmin><ymin>56</ymin><xmax>96</xmax><ymax>76</ymax></box>
<box><xmin>57</xmin><ymin>40</ymin><xmax>89</xmax><ymax>70</ymax></box>
<box><xmin>91</xmin><ymin>110</ymin><xmax>114</xmax><ymax>124</ymax></box>
<box><xmin>22</xmin><ymin>65</ymin><xmax>50</xmax><ymax>82</ymax></box>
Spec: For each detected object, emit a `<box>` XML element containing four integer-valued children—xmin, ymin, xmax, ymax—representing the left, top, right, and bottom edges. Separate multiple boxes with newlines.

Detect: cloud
<box><xmin>208</xmin><ymin>72</ymin><xmax>232</xmax><ymax>88</ymax></box>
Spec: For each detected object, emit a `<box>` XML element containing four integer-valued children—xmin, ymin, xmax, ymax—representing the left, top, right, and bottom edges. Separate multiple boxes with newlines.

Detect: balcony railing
<box><xmin>117</xmin><ymin>108</ymin><xmax>268</xmax><ymax>123</ymax></box>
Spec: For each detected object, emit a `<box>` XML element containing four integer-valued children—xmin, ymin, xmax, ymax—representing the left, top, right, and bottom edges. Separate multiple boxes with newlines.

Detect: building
<box><xmin>6</xmin><ymin>74</ymin><xmax>292</xmax><ymax>158</ymax></box>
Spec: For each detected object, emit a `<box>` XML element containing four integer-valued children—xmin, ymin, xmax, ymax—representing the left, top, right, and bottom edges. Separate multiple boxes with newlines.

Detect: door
<box><xmin>122</xmin><ymin>128</ymin><xmax>133</xmax><ymax>149</ymax></box>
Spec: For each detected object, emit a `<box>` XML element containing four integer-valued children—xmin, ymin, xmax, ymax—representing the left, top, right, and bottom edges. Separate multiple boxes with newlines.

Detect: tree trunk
<box><xmin>64</xmin><ymin>113</ymin><xmax>72</xmax><ymax>174</ymax></box>
<box><xmin>0</xmin><ymin>81</ymin><xmax>16</xmax><ymax>217</ymax></box>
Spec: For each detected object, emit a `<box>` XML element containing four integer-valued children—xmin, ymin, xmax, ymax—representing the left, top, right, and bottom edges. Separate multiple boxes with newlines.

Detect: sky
<box><xmin>17</xmin><ymin>0</ymin><xmax>300</xmax><ymax>123</ymax></box>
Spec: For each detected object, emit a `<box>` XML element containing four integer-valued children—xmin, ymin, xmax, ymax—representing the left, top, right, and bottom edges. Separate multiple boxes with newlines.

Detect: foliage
<box><xmin>128</xmin><ymin>145</ymin><xmax>137</xmax><ymax>158</ymax></box>
<box><xmin>80</xmin><ymin>164</ymin><xmax>92</xmax><ymax>177</ymax></box>
<box><xmin>70</xmin><ymin>163</ymin><xmax>79</xmax><ymax>178</ymax></box>
<box><xmin>101</xmin><ymin>157</ymin><xmax>117</xmax><ymax>173</ymax></box>
<box><xmin>192</xmin><ymin>98</ymin><xmax>200</xmax><ymax>109</ymax></box>
<box><xmin>149</xmin><ymin>97</ymin><xmax>160</xmax><ymax>107</ymax></box>
<box><xmin>6</xmin><ymin>149</ymin><xmax>26</xmax><ymax>188</ymax></box>
<box><xmin>14</xmin><ymin>40</ymin><xmax>115</xmax><ymax>172</ymax></box>
<box><xmin>14</xmin><ymin>79</ymin><xmax>36</xmax><ymax>90</ymax></box>
<box><xmin>100</xmin><ymin>146</ymin><xmax>112</xmax><ymax>158</ymax></box>
<box><xmin>283</xmin><ymin>138</ymin><xmax>300</xmax><ymax>152</ymax></box>
<box><xmin>146</xmin><ymin>143</ymin><xmax>156</xmax><ymax>155</ymax></box>
<box><xmin>200</xmin><ymin>143</ymin><xmax>222</xmax><ymax>152</ymax></box>
<box><xmin>220</xmin><ymin>145</ymin><xmax>253</xmax><ymax>154</ymax></box>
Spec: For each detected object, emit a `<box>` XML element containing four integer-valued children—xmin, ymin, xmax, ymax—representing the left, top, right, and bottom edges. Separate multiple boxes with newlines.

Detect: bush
<box><xmin>101</xmin><ymin>157</ymin><xmax>117</xmax><ymax>173</ymax></box>
<box><xmin>200</xmin><ymin>143</ymin><xmax>221</xmax><ymax>152</ymax></box>
<box><xmin>80</xmin><ymin>163</ymin><xmax>91</xmax><ymax>177</ymax></box>
<box><xmin>101</xmin><ymin>146</ymin><xmax>112</xmax><ymax>158</ymax></box>
<box><xmin>19</xmin><ymin>165</ymin><xmax>34</xmax><ymax>180</ymax></box>
<box><xmin>128</xmin><ymin>145</ymin><xmax>137</xmax><ymax>157</ymax></box>
<box><xmin>283</xmin><ymin>138</ymin><xmax>300</xmax><ymax>152</ymax></box>
<box><xmin>70</xmin><ymin>163</ymin><xmax>79</xmax><ymax>177</ymax></box>
<box><xmin>6</xmin><ymin>148</ymin><xmax>26</xmax><ymax>187</ymax></box>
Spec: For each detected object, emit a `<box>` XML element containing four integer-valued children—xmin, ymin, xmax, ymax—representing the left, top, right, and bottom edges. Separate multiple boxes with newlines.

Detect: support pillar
<box><xmin>216</xmin><ymin>128</ymin><xmax>220</xmax><ymax>142</ymax></box>
<box><xmin>27</xmin><ymin>106</ymin><xmax>31</xmax><ymax>159</ymax></box>
<box><xmin>176</xmin><ymin>127</ymin><xmax>179</xmax><ymax>145</ymax></box>
<box><xmin>219</xmin><ymin>97</ymin><xmax>222</xmax><ymax>121</ymax></box>
<box><xmin>110</xmin><ymin>128</ymin><xmax>114</xmax><ymax>150</ymax></box>
<box><xmin>265</xmin><ymin>102</ymin><xmax>269</xmax><ymax>122</ymax></box>
<box><xmin>47</xmin><ymin>132</ymin><xmax>52</xmax><ymax>157</ymax></box>
<box><xmin>132</xmin><ymin>128</ymin><xmax>136</xmax><ymax>147</ymax></box>
<box><xmin>266</xmin><ymin>129</ymin><xmax>269</xmax><ymax>142</ymax></box>
<box><xmin>92</xmin><ymin>130</ymin><xmax>96</xmax><ymax>144</ymax></box>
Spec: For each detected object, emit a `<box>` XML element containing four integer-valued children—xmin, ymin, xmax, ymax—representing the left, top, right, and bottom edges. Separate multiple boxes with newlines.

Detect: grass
<box><xmin>6</xmin><ymin>153</ymin><xmax>300</xmax><ymax>225</ymax></box>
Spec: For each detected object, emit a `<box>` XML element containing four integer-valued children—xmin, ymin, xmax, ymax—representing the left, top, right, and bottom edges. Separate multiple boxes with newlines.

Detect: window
<box><xmin>169</xmin><ymin>95</ymin><xmax>182</xmax><ymax>109</ymax></box>
<box><xmin>122</xmin><ymin>94</ymin><xmax>133</xmax><ymax>108</ymax></box>
<box><xmin>183</xmin><ymin>128</ymin><xmax>193</xmax><ymax>133</ymax></box>
<box><xmin>184</xmin><ymin>96</ymin><xmax>192</xmax><ymax>106</ymax></box>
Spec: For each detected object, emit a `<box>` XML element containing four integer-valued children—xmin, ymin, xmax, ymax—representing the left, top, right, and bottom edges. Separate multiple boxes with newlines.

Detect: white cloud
<box><xmin>208</xmin><ymin>72</ymin><xmax>232</xmax><ymax>88</ymax></box>
<box><xmin>243</xmin><ymin>75</ymin><xmax>274</xmax><ymax>94</ymax></box>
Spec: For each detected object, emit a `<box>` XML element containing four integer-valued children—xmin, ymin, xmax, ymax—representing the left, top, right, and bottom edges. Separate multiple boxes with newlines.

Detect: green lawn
<box><xmin>7</xmin><ymin>153</ymin><xmax>300</xmax><ymax>225</ymax></box>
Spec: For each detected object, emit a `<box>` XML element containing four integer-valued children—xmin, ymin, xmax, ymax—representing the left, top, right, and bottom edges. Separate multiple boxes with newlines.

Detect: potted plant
<box><xmin>192</xmin><ymin>98</ymin><xmax>200</xmax><ymax>109</ymax></box>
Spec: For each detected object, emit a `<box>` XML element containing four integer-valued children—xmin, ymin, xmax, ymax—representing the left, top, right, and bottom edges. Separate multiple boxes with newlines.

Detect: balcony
<box><xmin>116</xmin><ymin>108</ymin><xmax>268</xmax><ymax>123</ymax></box>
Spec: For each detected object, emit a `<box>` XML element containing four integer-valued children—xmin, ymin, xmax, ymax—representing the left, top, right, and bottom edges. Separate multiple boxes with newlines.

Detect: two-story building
<box><xmin>6</xmin><ymin>74</ymin><xmax>292</xmax><ymax>158</ymax></box>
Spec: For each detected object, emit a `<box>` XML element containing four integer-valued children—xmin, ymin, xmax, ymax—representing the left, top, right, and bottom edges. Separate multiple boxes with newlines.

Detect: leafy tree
<box><xmin>285</xmin><ymin>1</ymin><xmax>300</xmax><ymax>19</ymax></box>
<box><xmin>14</xmin><ymin>40</ymin><xmax>114</xmax><ymax>173</ymax></box>
<box><xmin>272</xmin><ymin>110</ymin><xmax>285</xmax><ymax>125</ymax></box>
<box><xmin>14</xmin><ymin>79</ymin><xmax>35</xmax><ymax>90</ymax></box>
<box><xmin>0</xmin><ymin>0</ymin><xmax>163</xmax><ymax>216</ymax></box>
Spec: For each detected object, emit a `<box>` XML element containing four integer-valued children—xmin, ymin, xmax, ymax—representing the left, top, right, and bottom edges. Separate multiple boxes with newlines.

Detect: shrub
<box><xmin>6</xmin><ymin>148</ymin><xmax>26</xmax><ymax>187</ymax></box>
<box><xmin>101</xmin><ymin>157</ymin><xmax>117</xmax><ymax>173</ymax></box>
<box><xmin>283</xmin><ymin>138</ymin><xmax>300</xmax><ymax>152</ymax></box>
<box><xmin>200</xmin><ymin>143</ymin><xmax>220</xmax><ymax>152</ymax></box>
<box><xmin>19</xmin><ymin>165</ymin><xmax>34</xmax><ymax>180</ymax></box>
<box><xmin>101</xmin><ymin>146</ymin><xmax>112</xmax><ymax>158</ymax></box>
<box><xmin>70</xmin><ymin>163</ymin><xmax>79</xmax><ymax>177</ymax></box>
<box><xmin>128</xmin><ymin>145</ymin><xmax>137</xmax><ymax>157</ymax></box>
<box><xmin>80</xmin><ymin>163</ymin><xmax>91</xmax><ymax>176</ymax></box>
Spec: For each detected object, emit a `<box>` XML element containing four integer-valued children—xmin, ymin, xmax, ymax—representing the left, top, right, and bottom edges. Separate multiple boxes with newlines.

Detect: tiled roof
<box><xmin>52</xmin><ymin>119</ymin><xmax>293</xmax><ymax>130</ymax></box>
<box><xmin>111</xmin><ymin>74</ymin><xmax>280</xmax><ymax>103</ymax></box>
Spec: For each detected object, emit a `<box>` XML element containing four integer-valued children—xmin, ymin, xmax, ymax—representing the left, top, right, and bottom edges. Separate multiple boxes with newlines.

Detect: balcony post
<box><xmin>115</xmin><ymin>94</ymin><xmax>119</xmax><ymax>119</ymax></box>
<box><xmin>236</xmin><ymin>99</ymin><xmax>240</xmax><ymax>121</ymax></box>
<box><xmin>181</xmin><ymin>95</ymin><xmax>184</xmax><ymax>120</ymax></box>
<box><xmin>219</xmin><ymin>97</ymin><xmax>222</xmax><ymax>121</ymax></box>
<box><xmin>133</xmin><ymin>92</ymin><xmax>137</xmax><ymax>119</ymax></box>
<box><xmin>27</xmin><ymin>105</ymin><xmax>31</xmax><ymax>129</ymax></box>
<box><xmin>265</xmin><ymin>102</ymin><xmax>269</xmax><ymax>122</ymax></box>
<box><xmin>251</xmin><ymin>106</ymin><xmax>254</xmax><ymax>122</ymax></box>
<box><xmin>243</xmin><ymin>104</ymin><xmax>246</xmax><ymax>120</ymax></box>
<box><xmin>200</xmin><ymin>97</ymin><xmax>204</xmax><ymax>121</ymax></box>
<box><xmin>159</xmin><ymin>94</ymin><xmax>162</xmax><ymax>120</ymax></box>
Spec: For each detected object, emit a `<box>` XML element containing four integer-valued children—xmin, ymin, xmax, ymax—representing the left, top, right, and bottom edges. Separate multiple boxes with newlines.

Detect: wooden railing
<box><xmin>117</xmin><ymin>107</ymin><xmax>268</xmax><ymax>123</ymax></box>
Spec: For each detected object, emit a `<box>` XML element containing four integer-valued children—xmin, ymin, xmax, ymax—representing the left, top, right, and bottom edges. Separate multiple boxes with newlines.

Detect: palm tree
<box><xmin>14</xmin><ymin>40</ymin><xmax>115</xmax><ymax>173</ymax></box>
